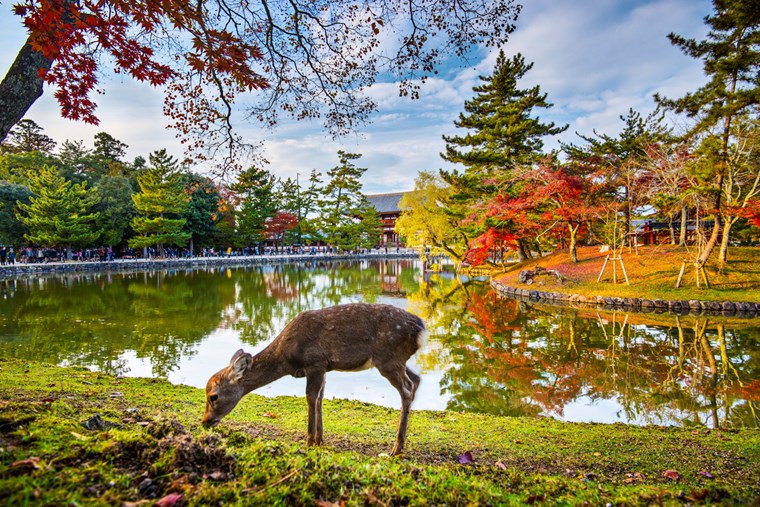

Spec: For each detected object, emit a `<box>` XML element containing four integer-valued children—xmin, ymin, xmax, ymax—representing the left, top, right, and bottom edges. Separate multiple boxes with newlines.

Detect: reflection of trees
<box><xmin>1</xmin><ymin>261</ymin><xmax>757</xmax><ymax>428</ymax></box>
<box><xmin>408</xmin><ymin>272</ymin><xmax>760</xmax><ymax>428</ymax></box>
<box><xmin>1</xmin><ymin>271</ymin><xmax>234</xmax><ymax>376</ymax></box>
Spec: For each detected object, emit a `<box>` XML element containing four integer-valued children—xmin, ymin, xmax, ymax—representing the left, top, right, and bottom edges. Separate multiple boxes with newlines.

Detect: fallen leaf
<box><xmin>495</xmin><ymin>461</ymin><xmax>507</xmax><ymax>470</ymax></box>
<box><xmin>623</xmin><ymin>472</ymin><xmax>645</xmax><ymax>484</ymax></box>
<box><xmin>699</xmin><ymin>470</ymin><xmax>714</xmax><ymax>479</ymax></box>
<box><xmin>155</xmin><ymin>493</ymin><xmax>183</xmax><ymax>507</ymax></box>
<box><xmin>70</xmin><ymin>432</ymin><xmax>88</xmax><ymax>441</ymax></box>
<box><xmin>457</xmin><ymin>451</ymin><xmax>475</xmax><ymax>465</ymax></box>
<box><xmin>262</xmin><ymin>411</ymin><xmax>277</xmax><ymax>418</ymax></box>
<box><xmin>11</xmin><ymin>457</ymin><xmax>41</xmax><ymax>470</ymax></box>
<box><xmin>663</xmin><ymin>469</ymin><xmax>680</xmax><ymax>481</ymax></box>
<box><xmin>316</xmin><ymin>501</ymin><xmax>343</xmax><ymax>507</ymax></box>
<box><xmin>593</xmin><ymin>452</ymin><xmax>601</xmax><ymax>457</ymax></box>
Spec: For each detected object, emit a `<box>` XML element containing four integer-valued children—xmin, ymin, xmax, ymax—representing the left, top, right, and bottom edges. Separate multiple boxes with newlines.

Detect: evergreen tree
<box><xmin>1</xmin><ymin>119</ymin><xmax>56</xmax><ymax>154</ymax></box>
<box><xmin>440</xmin><ymin>50</ymin><xmax>567</xmax><ymax>262</ymax></box>
<box><xmin>563</xmin><ymin>108</ymin><xmax>672</xmax><ymax>243</ymax></box>
<box><xmin>94</xmin><ymin>175</ymin><xmax>135</xmax><ymax>247</ymax></box>
<box><xmin>0</xmin><ymin>181</ymin><xmax>32</xmax><ymax>246</ymax></box>
<box><xmin>230</xmin><ymin>166</ymin><xmax>278</xmax><ymax>249</ymax></box>
<box><xmin>129</xmin><ymin>149</ymin><xmax>190</xmax><ymax>256</ymax></box>
<box><xmin>319</xmin><ymin>151</ymin><xmax>380</xmax><ymax>251</ymax></box>
<box><xmin>656</xmin><ymin>0</ymin><xmax>760</xmax><ymax>265</ymax></box>
<box><xmin>442</xmin><ymin>50</ymin><xmax>567</xmax><ymax>174</ymax></box>
<box><xmin>180</xmin><ymin>172</ymin><xmax>223</xmax><ymax>254</ymax></box>
<box><xmin>16</xmin><ymin>165</ymin><xmax>100</xmax><ymax>254</ymax></box>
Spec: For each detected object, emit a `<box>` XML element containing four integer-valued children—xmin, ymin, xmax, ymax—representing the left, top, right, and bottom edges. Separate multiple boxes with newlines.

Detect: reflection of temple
<box><xmin>366</xmin><ymin>192</ymin><xmax>405</xmax><ymax>247</ymax></box>
<box><xmin>376</xmin><ymin>259</ymin><xmax>407</xmax><ymax>295</ymax></box>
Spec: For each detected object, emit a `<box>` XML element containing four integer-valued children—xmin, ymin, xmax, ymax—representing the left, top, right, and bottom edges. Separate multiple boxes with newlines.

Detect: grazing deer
<box><xmin>202</xmin><ymin>303</ymin><xmax>427</xmax><ymax>456</ymax></box>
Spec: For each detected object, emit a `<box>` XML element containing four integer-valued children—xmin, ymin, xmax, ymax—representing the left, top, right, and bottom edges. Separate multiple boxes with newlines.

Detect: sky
<box><xmin>0</xmin><ymin>0</ymin><xmax>712</xmax><ymax>194</ymax></box>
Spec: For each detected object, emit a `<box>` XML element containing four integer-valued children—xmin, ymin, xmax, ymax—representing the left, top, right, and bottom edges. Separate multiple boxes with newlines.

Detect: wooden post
<box><xmin>676</xmin><ymin>260</ymin><xmax>686</xmax><ymax>288</ymax></box>
<box><xmin>597</xmin><ymin>255</ymin><xmax>610</xmax><ymax>283</ymax></box>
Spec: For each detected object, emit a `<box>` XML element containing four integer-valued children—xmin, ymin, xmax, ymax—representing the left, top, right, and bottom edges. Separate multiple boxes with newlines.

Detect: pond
<box><xmin>1</xmin><ymin>259</ymin><xmax>758</xmax><ymax>428</ymax></box>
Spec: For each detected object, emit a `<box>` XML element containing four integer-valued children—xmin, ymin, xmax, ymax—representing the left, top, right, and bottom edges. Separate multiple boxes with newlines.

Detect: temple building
<box><xmin>366</xmin><ymin>192</ymin><xmax>405</xmax><ymax>247</ymax></box>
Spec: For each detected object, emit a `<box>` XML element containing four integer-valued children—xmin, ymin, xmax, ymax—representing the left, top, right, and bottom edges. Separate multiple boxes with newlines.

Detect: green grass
<box><xmin>1</xmin><ymin>358</ymin><xmax>758</xmax><ymax>505</ymax></box>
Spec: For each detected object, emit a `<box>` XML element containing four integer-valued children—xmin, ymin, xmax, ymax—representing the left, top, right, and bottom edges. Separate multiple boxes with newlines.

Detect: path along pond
<box><xmin>1</xmin><ymin>258</ymin><xmax>758</xmax><ymax>428</ymax></box>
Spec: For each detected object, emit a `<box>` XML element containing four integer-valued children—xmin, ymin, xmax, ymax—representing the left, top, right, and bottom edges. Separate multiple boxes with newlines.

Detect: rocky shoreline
<box><xmin>491</xmin><ymin>278</ymin><xmax>760</xmax><ymax>317</ymax></box>
<box><xmin>0</xmin><ymin>251</ymin><xmax>418</xmax><ymax>279</ymax></box>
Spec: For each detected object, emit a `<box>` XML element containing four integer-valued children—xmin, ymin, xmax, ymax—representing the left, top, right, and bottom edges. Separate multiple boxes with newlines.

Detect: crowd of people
<box><xmin>0</xmin><ymin>244</ymin><xmax>408</xmax><ymax>265</ymax></box>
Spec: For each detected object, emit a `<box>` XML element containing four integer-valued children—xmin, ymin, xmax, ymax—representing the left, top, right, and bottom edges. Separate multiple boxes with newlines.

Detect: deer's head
<box><xmin>201</xmin><ymin>349</ymin><xmax>251</xmax><ymax>427</ymax></box>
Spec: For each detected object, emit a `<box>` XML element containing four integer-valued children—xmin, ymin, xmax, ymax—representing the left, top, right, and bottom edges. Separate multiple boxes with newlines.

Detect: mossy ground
<box><xmin>493</xmin><ymin>245</ymin><xmax>760</xmax><ymax>304</ymax></box>
<box><xmin>1</xmin><ymin>358</ymin><xmax>758</xmax><ymax>506</ymax></box>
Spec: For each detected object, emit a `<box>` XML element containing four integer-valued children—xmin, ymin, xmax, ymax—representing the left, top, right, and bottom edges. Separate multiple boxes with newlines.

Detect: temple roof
<box><xmin>366</xmin><ymin>192</ymin><xmax>405</xmax><ymax>214</ymax></box>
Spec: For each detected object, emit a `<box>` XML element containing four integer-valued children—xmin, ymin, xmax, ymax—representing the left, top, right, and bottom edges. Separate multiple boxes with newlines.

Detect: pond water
<box><xmin>1</xmin><ymin>259</ymin><xmax>758</xmax><ymax>428</ymax></box>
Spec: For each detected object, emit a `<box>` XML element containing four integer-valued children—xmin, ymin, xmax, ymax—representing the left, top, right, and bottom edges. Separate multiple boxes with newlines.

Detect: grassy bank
<box><xmin>493</xmin><ymin>245</ymin><xmax>760</xmax><ymax>304</ymax></box>
<box><xmin>1</xmin><ymin>359</ymin><xmax>758</xmax><ymax>506</ymax></box>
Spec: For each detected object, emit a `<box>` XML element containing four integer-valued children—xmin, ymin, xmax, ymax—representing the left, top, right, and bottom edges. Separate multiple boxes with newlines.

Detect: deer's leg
<box><xmin>377</xmin><ymin>363</ymin><xmax>418</xmax><ymax>456</ymax></box>
<box><xmin>305</xmin><ymin>371</ymin><xmax>326</xmax><ymax>446</ymax></box>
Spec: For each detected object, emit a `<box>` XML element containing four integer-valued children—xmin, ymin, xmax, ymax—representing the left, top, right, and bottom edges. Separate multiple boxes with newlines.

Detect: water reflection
<box><xmin>0</xmin><ymin>261</ymin><xmax>757</xmax><ymax>428</ymax></box>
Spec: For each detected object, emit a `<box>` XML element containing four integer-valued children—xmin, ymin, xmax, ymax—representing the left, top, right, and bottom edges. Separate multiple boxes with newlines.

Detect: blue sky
<box><xmin>0</xmin><ymin>0</ymin><xmax>711</xmax><ymax>194</ymax></box>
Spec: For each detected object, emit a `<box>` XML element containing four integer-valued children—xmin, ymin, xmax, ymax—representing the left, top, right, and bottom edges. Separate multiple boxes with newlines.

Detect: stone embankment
<box><xmin>0</xmin><ymin>251</ymin><xmax>417</xmax><ymax>279</ymax></box>
<box><xmin>491</xmin><ymin>278</ymin><xmax>760</xmax><ymax>317</ymax></box>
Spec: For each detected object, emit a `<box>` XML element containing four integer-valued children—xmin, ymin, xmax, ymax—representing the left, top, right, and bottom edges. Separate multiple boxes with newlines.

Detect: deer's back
<box><xmin>273</xmin><ymin>303</ymin><xmax>425</xmax><ymax>372</ymax></box>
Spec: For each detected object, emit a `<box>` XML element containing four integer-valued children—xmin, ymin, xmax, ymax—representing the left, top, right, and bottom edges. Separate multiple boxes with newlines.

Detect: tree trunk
<box><xmin>679</xmin><ymin>206</ymin><xmax>687</xmax><ymax>246</ymax></box>
<box><xmin>517</xmin><ymin>240</ymin><xmax>530</xmax><ymax>261</ymax></box>
<box><xmin>568</xmin><ymin>223</ymin><xmax>579</xmax><ymax>263</ymax></box>
<box><xmin>0</xmin><ymin>38</ymin><xmax>52</xmax><ymax>143</ymax></box>
<box><xmin>697</xmin><ymin>214</ymin><xmax>721</xmax><ymax>266</ymax></box>
<box><xmin>718</xmin><ymin>216</ymin><xmax>737</xmax><ymax>266</ymax></box>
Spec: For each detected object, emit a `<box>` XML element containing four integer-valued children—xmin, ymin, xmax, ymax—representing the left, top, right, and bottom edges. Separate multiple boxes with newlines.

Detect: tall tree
<box><xmin>0</xmin><ymin>119</ymin><xmax>56</xmax><ymax>154</ymax></box>
<box><xmin>1</xmin><ymin>1</ymin><xmax>518</xmax><ymax>172</ymax></box>
<box><xmin>0</xmin><ymin>182</ymin><xmax>32</xmax><ymax>246</ymax></box>
<box><xmin>129</xmin><ymin>149</ymin><xmax>190</xmax><ymax>256</ymax></box>
<box><xmin>319</xmin><ymin>151</ymin><xmax>380</xmax><ymax>251</ymax></box>
<box><xmin>16</xmin><ymin>164</ymin><xmax>100</xmax><ymax>254</ymax></box>
<box><xmin>230</xmin><ymin>166</ymin><xmax>278</xmax><ymax>250</ymax></box>
<box><xmin>563</xmin><ymin>108</ymin><xmax>672</xmax><ymax>244</ymax></box>
<box><xmin>441</xmin><ymin>50</ymin><xmax>567</xmax><ymax>262</ymax></box>
<box><xmin>93</xmin><ymin>175</ymin><xmax>135</xmax><ymax>248</ymax></box>
<box><xmin>656</xmin><ymin>0</ymin><xmax>760</xmax><ymax>265</ymax></box>
<box><xmin>180</xmin><ymin>172</ymin><xmax>224</xmax><ymax>255</ymax></box>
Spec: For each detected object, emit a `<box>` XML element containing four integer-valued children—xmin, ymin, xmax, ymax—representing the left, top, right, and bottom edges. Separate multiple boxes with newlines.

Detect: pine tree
<box><xmin>16</xmin><ymin>165</ymin><xmax>100</xmax><ymax>254</ymax></box>
<box><xmin>129</xmin><ymin>149</ymin><xmax>190</xmax><ymax>256</ymax></box>
<box><xmin>656</xmin><ymin>0</ymin><xmax>760</xmax><ymax>265</ymax></box>
<box><xmin>230</xmin><ymin>166</ymin><xmax>278</xmax><ymax>250</ymax></box>
<box><xmin>442</xmin><ymin>50</ymin><xmax>567</xmax><ymax>174</ymax></box>
<box><xmin>440</xmin><ymin>50</ymin><xmax>567</xmax><ymax>262</ymax></box>
<box><xmin>180</xmin><ymin>172</ymin><xmax>223</xmax><ymax>254</ymax></box>
<box><xmin>319</xmin><ymin>151</ymin><xmax>380</xmax><ymax>251</ymax></box>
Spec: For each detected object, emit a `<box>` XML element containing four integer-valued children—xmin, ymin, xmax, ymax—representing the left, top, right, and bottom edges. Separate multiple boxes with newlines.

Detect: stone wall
<box><xmin>491</xmin><ymin>279</ymin><xmax>760</xmax><ymax>317</ymax></box>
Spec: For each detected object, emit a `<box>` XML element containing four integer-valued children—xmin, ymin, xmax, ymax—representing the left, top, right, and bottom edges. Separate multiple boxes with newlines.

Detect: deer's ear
<box><xmin>230</xmin><ymin>351</ymin><xmax>252</xmax><ymax>382</ymax></box>
<box><xmin>230</xmin><ymin>349</ymin><xmax>246</xmax><ymax>366</ymax></box>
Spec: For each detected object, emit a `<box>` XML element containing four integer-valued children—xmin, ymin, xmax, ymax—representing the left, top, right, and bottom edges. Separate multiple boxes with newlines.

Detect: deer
<box><xmin>201</xmin><ymin>303</ymin><xmax>427</xmax><ymax>456</ymax></box>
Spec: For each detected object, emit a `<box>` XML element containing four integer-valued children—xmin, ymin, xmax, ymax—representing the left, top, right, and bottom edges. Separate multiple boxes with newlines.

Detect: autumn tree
<box><xmin>129</xmin><ymin>149</ymin><xmax>190</xmax><ymax>256</ymax></box>
<box><xmin>264</xmin><ymin>211</ymin><xmax>299</xmax><ymax>252</ymax></box>
<box><xmin>656</xmin><ymin>0</ymin><xmax>760</xmax><ymax>266</ymax></box>
<box><xmin>16</xmin><ymin>164</ymin><xmax>100</xmax><ymax>255</ymax></box>
<box><xmin>441</xmin><ymin>50</ymin><xmax>567</xmax><ymax>262</ymax></box>
<box><xmin>2</xmin><ymin>0</ymin><xmax>519</xmax><ymax>173</ymax></box>
<box><xmin>395</xmin><ymin>171</ymin><xmax>467</xmax><ymax>261</ymax></box>
<box><xmin>563</xmin><ymin>108</ymin><xmax>672</xmax><ymax>245</ymax></box>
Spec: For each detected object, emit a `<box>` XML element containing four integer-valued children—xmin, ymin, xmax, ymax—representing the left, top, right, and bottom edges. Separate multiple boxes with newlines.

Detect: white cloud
<box><xmin>1</xmin><ymin>0</ymin><xmax>715</xmax><ymax>191</ymax></box>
